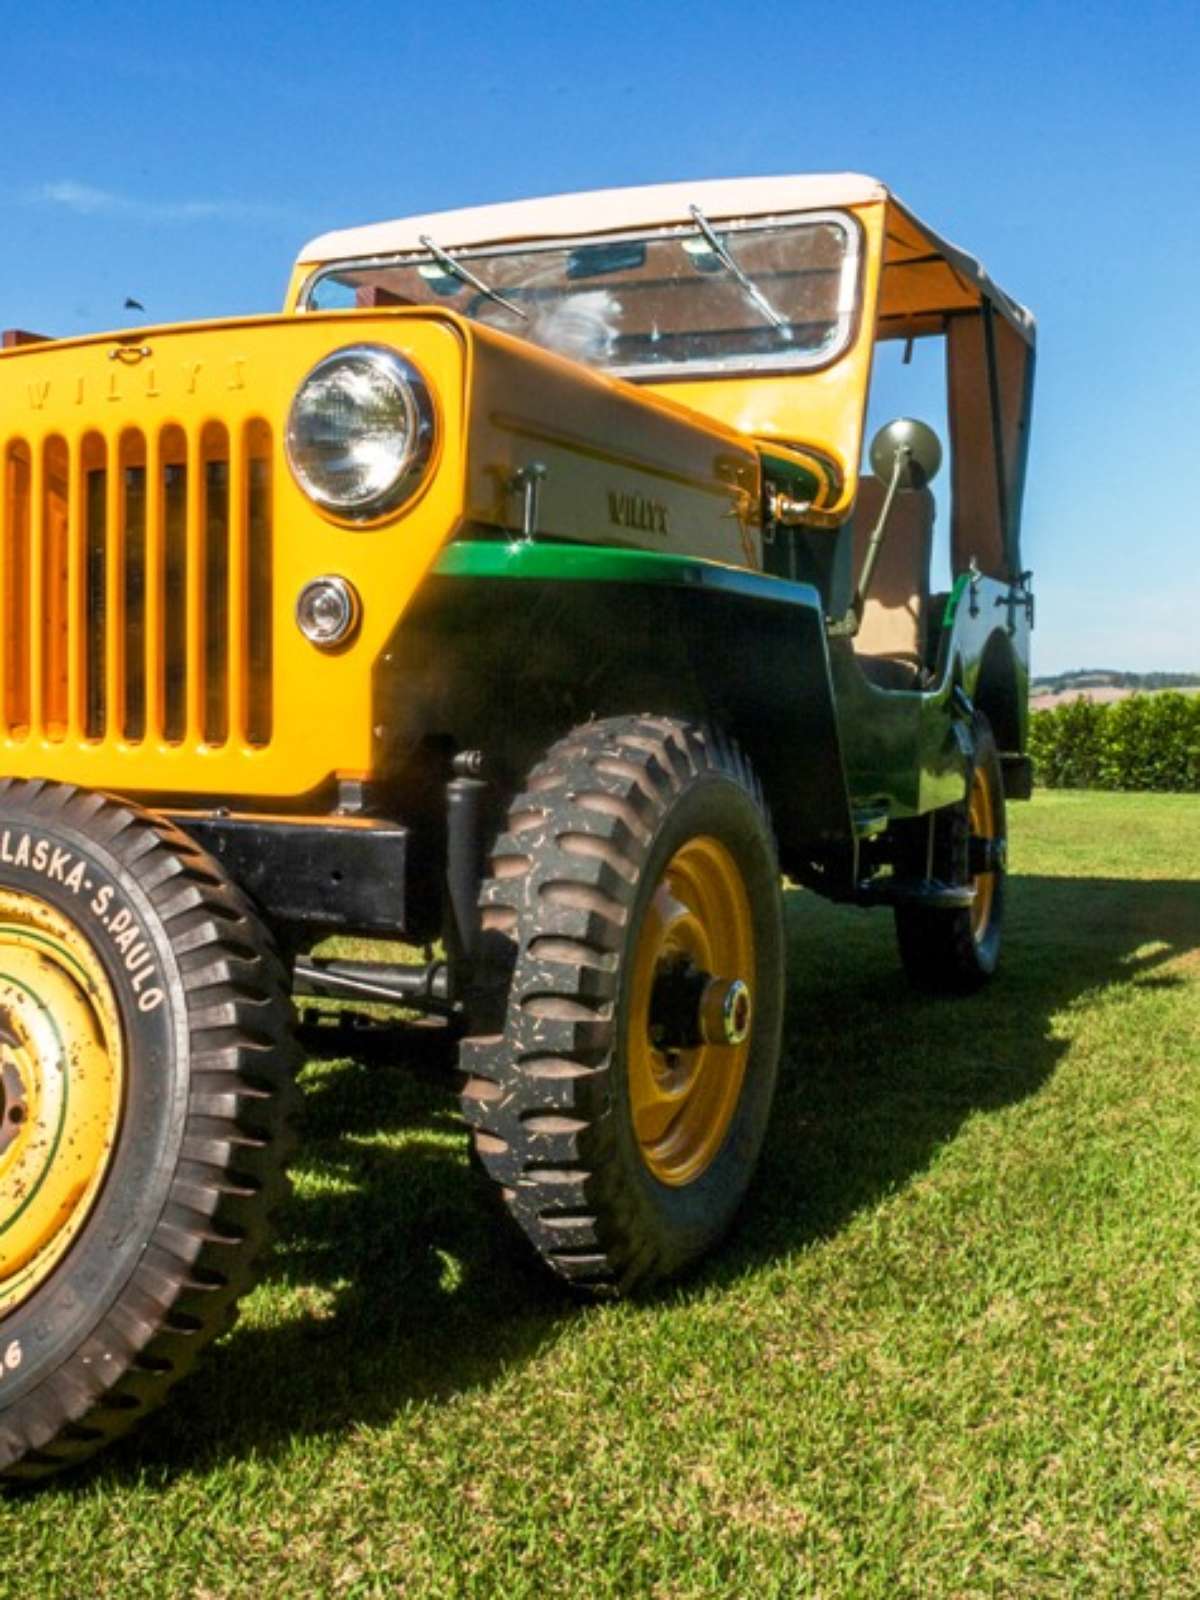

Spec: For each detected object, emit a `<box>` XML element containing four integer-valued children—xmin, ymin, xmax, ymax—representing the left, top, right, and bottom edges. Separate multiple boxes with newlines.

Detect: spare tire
<box><xmin>0</xmin><ymin>780</ymin><xmax>297</xmax><ymax>1482</ymax></box>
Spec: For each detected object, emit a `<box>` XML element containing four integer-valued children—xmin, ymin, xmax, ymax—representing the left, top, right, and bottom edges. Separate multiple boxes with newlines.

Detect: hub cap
<box><xmin>0</xmin><ymin>890</ymin><xmax>123</xmax><ymax>1318</ymax></box>
<box><xmin>627</xmin><ymin>837</ymin><xmax>755</xmax><ymax>1187</ymax></box>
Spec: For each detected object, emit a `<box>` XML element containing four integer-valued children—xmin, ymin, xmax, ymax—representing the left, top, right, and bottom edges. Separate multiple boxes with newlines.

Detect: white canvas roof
<box><xmin>295</xmin><ymin>173</ymin><xmax>1033</xmax><ymax>343</ymax></box>
<box><xmin>297</xmin><ymin>174</ymin><xmax>887</xmax><ymax>262</ymax></box>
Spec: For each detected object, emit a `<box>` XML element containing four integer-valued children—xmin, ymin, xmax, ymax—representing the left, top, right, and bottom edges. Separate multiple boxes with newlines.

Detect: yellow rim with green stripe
<box><xmin>0</xmin><ymin>889</ymin><xmax>124</xmax><ymax>1317</ymax></box>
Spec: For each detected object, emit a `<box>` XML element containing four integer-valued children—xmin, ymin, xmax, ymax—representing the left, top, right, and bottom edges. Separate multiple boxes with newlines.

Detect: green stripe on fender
<box><xmin>434</xmin><ymin>539</ymin><xmax>823</xmax><ymax>610</ymax></box>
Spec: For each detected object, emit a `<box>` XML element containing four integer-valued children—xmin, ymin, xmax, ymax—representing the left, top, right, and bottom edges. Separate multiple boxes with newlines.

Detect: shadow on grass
<box><xmin>724</xmin><ymin>872</ymin><xmax>1198</xmax><ymax>1279</ymax></box>
<box><xmin>91</xmin><ymin>870</ymin><xmax>1198</xmax><ymax>1486</ymax></box>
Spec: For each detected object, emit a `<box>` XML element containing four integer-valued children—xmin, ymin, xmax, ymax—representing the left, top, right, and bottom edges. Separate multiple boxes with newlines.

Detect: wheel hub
<box><xmin>0</xmin><ymin>891</ymin><xmax>123</xmax><ymax>1317</ymax></box>
<box><xmin>968</xmin><ymin>834</ymin><xmax>1007</xmax><ymax>875</ymax></box>
<box><xmin>0</xmin><ymin>1042</ymin><xmax>30</xmax><ymax>1159</ymax></box>
<box><xmin>649</xmin><ymin>961</ymin><xmax>753</xmax><ymax>1051</ymax></box>
<box><xmin>627</xmin><ymin>836</ymin><xmax>756</xmax><ymax>1188</ymax></box>
<box><xmin>701</xmin><ymin>976</ymin><xmax>752</xmax><ymax>1046</ymax></box>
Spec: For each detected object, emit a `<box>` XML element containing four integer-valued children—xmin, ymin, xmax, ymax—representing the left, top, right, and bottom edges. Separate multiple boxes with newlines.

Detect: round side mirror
<box><xmin>869</xmin><ymin>417</ymin><xmax>943</xmax><ymax>490</ymax></box>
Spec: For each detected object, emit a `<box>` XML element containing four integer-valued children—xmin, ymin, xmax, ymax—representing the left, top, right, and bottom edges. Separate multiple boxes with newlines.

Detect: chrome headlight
<box><xmin>285</xmin><ymin>345</ymin><xmax>436</xmax><ymax>521</ymax></box>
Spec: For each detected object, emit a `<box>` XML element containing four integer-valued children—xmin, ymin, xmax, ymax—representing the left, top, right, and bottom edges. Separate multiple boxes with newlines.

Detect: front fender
<box><xmin>372</xmin><ymin>540</ymin><xmax>855</xmax><ymax>878</ymax></box>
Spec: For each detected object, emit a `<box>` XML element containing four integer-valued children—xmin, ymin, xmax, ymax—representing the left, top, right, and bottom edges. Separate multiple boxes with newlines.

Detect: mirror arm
<box><xmin>829</xmin><ymin>445</ymin><xmax>910</xmax><ymax>637</ymax></box>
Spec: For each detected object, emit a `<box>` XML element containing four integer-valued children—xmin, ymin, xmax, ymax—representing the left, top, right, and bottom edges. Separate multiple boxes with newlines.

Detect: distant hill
<box><xmin>1030</xmin><ymin>669</ymin><xmax>1200</xmax><ymax>711</ymax></box>
<box><xmin>1032</xmin><ymin>669</ymin><xmax>1200</xmax><ymax>695</ymax></box>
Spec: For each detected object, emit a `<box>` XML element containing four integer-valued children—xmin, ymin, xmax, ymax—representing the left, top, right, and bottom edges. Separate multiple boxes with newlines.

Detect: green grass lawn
<box><xmin>3</xmin><ymin>791</ymin><xmax>1198</xmax><ymax>1597</ymax></box>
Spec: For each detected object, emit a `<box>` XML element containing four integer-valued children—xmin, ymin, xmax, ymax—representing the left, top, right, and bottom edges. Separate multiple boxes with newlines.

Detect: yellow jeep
<box><xmin>0</xmin><ymin>174</ymin><xmax>1035</xmax><ymax>1478</ymax></box>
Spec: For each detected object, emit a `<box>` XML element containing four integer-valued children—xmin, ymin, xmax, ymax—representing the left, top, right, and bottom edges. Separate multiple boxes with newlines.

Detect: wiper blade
<box><xmin>688</xmin><ymin>205</ymin><xmax>791</xmax><ymax>338</ymax></box>
<box><xmin>418</xmin><ymin>234</ymin><xmax>528</xmax><ymax>321</ymax></box>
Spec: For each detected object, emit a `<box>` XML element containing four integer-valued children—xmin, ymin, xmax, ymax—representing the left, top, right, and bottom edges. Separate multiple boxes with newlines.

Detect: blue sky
<box><xmin>2</xmin><ymin>0</ymin><xmax>1197</xmax><ymax>674</ymax></box>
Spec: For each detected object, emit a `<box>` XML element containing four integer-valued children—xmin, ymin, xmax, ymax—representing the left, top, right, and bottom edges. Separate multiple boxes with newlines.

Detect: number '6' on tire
<box><xmin>461</xmin><ymin>717</ymin><xmax>785</xmax><ymax>1294</ymax></box>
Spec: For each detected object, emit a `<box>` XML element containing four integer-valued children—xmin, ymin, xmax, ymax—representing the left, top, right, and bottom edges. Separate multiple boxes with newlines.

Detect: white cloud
<box><xmin>32</xmin><ymin>180</ymin><xmax>289</xmax><ymax>224</ymax></box>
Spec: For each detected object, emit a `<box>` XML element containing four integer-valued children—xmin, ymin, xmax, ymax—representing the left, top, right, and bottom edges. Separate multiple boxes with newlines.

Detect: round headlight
<box><xmin>296</xmin><ymin>575</ymin><xmax>361</xmax><ymax>648</ymax></box>
<box><xmin>286</xmin><ymin>345</ymin><xmax>435</xmax><ymax>521</ymax></box>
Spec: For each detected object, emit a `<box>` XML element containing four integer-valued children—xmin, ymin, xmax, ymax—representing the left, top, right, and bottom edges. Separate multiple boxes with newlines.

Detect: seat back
<box><xmin>848</xmin><ymin>477</ymin><xmax>936</xmax><ymax>675</ymax></box>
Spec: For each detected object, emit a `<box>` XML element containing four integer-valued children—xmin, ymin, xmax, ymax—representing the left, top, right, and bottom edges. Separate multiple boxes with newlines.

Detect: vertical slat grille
<box><xmin>0</xmin><ymin>420</ymin><xmax>274</xmax><ymax>749</ymax></box>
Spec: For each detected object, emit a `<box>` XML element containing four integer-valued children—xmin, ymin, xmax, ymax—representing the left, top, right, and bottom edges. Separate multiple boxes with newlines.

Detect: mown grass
<box><xmin>2</xmin><ymin>791</ymin><xmax>1198</xmax><ymax>1597</ymax></box>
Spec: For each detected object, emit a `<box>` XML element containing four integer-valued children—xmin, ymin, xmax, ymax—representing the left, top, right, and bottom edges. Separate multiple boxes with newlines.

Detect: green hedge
<box><xmin>1029</xmin><ymin>693</ymin><xmax>1200</xmax><ymax>791</ymax></box>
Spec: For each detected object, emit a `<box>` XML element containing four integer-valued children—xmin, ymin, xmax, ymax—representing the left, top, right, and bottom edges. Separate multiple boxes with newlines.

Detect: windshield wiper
<box><xmin>418</xmin><ymin>234</ymin><xmax>528</xmax><ymax>321</ymax></box>
<box><xmin>688</xmin><ymin>205</ymin><xmax>791</xmax><ymax>339</ymax></box>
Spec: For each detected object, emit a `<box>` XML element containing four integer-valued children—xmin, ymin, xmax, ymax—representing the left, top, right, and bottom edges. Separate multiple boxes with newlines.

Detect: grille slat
<box><xmin>121</xmin><ymin>436</ymin><xmax>147</xmax><ymax>742</ymax></box>
<box><xmin>227</xmin><ymin>430</ymin><xmax>248</xmax><ymax>747</ymax></box>
<box><xmin>43</xmin><ymin>438</ymin><xmax>71</xmax><ymax>738</ymax></box>
<box><xmin>0</xmin><ymin>450</ymin><xmax>8</xmax><ymax>729</ymax></box>
<box><xmin>66</xmin><ymin>438</ymin><xmax>87</xmax><ymax>739</ymax></box>
<box><xmin>0</xmin><ymin>445</ymin><xmax>15</xmax><ymax>732</ymax></box>
<box><xmin>184</xmin><ymin>433</ymin><xmax>205</xmax><ymax>746</ymax></box>
<box><xmin>245</xmin><ymin>425</ymin><xmax>273</xmax><ymax>747</ymax></box>
<box><xmin>144</xmin><ymin>428</ymin><xmax>165</xmax><ymax>742</ymax></box>
<box><xmin>3</xmin><ymin>441</ymin><xmax>31</xmax><ymax>735</ymax></box>
<box><xmin>202</xmin><ymin>428</ymin><xmax>230</xmax><ymax>747</ymax></box>
<box><xmin>27</xmin><ymin>440</ymin><xmax>45</xmax><ymax>734</ymax></box>
<box><xmin>0</xmin><ymin>421</ymin><xmax>273</xmax><ymax>752</ymax></box>
<box><xmin>104</xmin><ymin>436</ymin><xmax>124</xmax><ymax>739</ymax></box>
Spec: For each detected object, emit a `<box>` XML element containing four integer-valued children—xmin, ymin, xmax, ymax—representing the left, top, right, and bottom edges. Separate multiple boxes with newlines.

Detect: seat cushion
<box><xmin>848</xmin><ymin>477</ymin><xmax>935</xmax><ymax>671</ymax></box>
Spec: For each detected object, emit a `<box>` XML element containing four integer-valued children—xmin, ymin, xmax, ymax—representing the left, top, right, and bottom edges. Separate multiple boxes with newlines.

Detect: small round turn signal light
<box><xmin>295</xmin><ymin>575</ymin><xmax>361</xmax><ymax>649</ymax></box>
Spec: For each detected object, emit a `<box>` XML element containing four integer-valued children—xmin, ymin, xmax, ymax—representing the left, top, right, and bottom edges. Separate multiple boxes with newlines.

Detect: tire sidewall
<box><xmin>0</xmin><ymin>800</ymin><xmax>191</xmax><ymax>1407</ymax></box>
<box><xmin>607</xmin><ymin>770</ymin><xmax>784</xmax><ymax>1263</ymax></box>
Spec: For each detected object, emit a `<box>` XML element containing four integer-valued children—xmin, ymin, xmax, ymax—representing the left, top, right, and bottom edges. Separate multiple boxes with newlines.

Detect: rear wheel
<box><xmin>894</xmin><ymin>711</ymin><xmax>1007</xmax><ymax>992</ymax></box>
<box><xmin>0</xmin><ymin>781</ymin><xmax>297</xmax><ymax>1482</ymax></box>
<box><xmin>461</xmin><ymin>717</ymin><xmax>785</xmax><ymax>1294</ymax></box>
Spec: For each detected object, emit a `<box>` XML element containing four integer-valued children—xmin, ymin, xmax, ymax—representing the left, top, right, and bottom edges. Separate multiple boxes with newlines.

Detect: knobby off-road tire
<box><xmin>461</xmin><ymin>717</ymin><xmax>785</xmax><ymax>1295</ymax></box>
<box><xmin>0</xmin><ymin>781</ymin><xmax>298</xmax><ymax>1483</ymax></box>
<box><xmin>894</xmin><ymin>711</ymin><xmax>1007</xmax><ymax>993</ymax></box>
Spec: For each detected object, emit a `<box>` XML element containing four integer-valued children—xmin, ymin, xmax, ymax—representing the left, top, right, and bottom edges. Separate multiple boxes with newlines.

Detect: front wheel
<box><xmin>894</xmin><ymin>711</ymin><xmax>1007</xmax><ymax>992</ymax></box>
<box><xmin>461</xmin><ymin>717</ymin><xmax>785</xmax><ymax>1295</ymax></box>
<box><xmin>0</xmin><ymin>781</ymin><xmax>297</xmax><ymax>1482</ymax></box>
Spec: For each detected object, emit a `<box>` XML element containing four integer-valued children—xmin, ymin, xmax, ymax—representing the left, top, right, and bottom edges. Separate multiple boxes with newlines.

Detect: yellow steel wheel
<box><xmin>894</xmin><ymin>710</ymin><xmax>1007</xmax><ymax>993</ymax></box>
<box><xmin>0</xmin><ymin>890</ymin><xmax>123</xmax><ymax>1318</ymax></box>
<box><xmin>967</xmin><ymin>760</ymin><xmax>998</xmax><ymax>944</ymax></box>
<box><xmin>626</xmin><ymin>836</ymin><xmax>755</xmax><ymax>1187</ymax></box>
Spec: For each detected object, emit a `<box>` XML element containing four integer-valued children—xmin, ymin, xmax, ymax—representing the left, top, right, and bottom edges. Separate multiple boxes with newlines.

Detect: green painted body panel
<box><xmin>433</xmin><ymin>537</ymin><xmax>814</xmax><ymax>605</ymax></box>
<box><xmin>833</xmin><ymin>570</ymin><xmax>1031</xmax><ymax>820</ymax></box>
<box><xmin>400</xmin><ymin>541</ymin><xmax>854</xmax><ymax>882</ymax></box>
<box><xmin>426</xmin><ymin>539</ymin><xmax>1031</xmax><ymax>890</ymax></box>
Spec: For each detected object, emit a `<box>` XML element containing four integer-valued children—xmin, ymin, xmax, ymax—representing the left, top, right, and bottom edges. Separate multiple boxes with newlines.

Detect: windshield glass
<box><xmin>304</xmin><ymin>212</ymin><xmax>860</xmax><ymax>379</ymax></box>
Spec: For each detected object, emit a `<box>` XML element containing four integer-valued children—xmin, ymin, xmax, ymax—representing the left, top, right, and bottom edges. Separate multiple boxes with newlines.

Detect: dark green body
<box><xmin>375</xmin><ymin>539</ymin><xmax>1030</xmax><ymax>900</ymax></box>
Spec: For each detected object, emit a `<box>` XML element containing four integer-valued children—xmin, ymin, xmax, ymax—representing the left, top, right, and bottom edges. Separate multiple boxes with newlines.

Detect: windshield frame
<box><xmin>299</xmin><ymin>208</ymin><xmax>865</xmax><ymax>382</ymax></box>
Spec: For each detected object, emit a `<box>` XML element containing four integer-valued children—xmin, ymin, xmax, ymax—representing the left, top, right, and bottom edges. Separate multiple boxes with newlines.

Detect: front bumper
<box><xmin>171</xmin><ymin>810</ymin><xmax>415</xmax><ymax>937</ymax></box>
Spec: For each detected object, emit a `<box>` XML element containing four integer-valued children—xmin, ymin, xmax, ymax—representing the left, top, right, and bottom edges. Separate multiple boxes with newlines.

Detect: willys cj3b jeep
<box><xmin>0</xmin><ymin>173</ymin><xmax>1035</xmax><ymax>1478</ymax></box>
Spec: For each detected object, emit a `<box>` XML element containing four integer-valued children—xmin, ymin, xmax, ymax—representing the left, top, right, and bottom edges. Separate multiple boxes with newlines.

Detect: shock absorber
<box><xmin>445</xmin><ymin>749</ymin><xmax>487</xmax><ymax>971</ymax></box>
